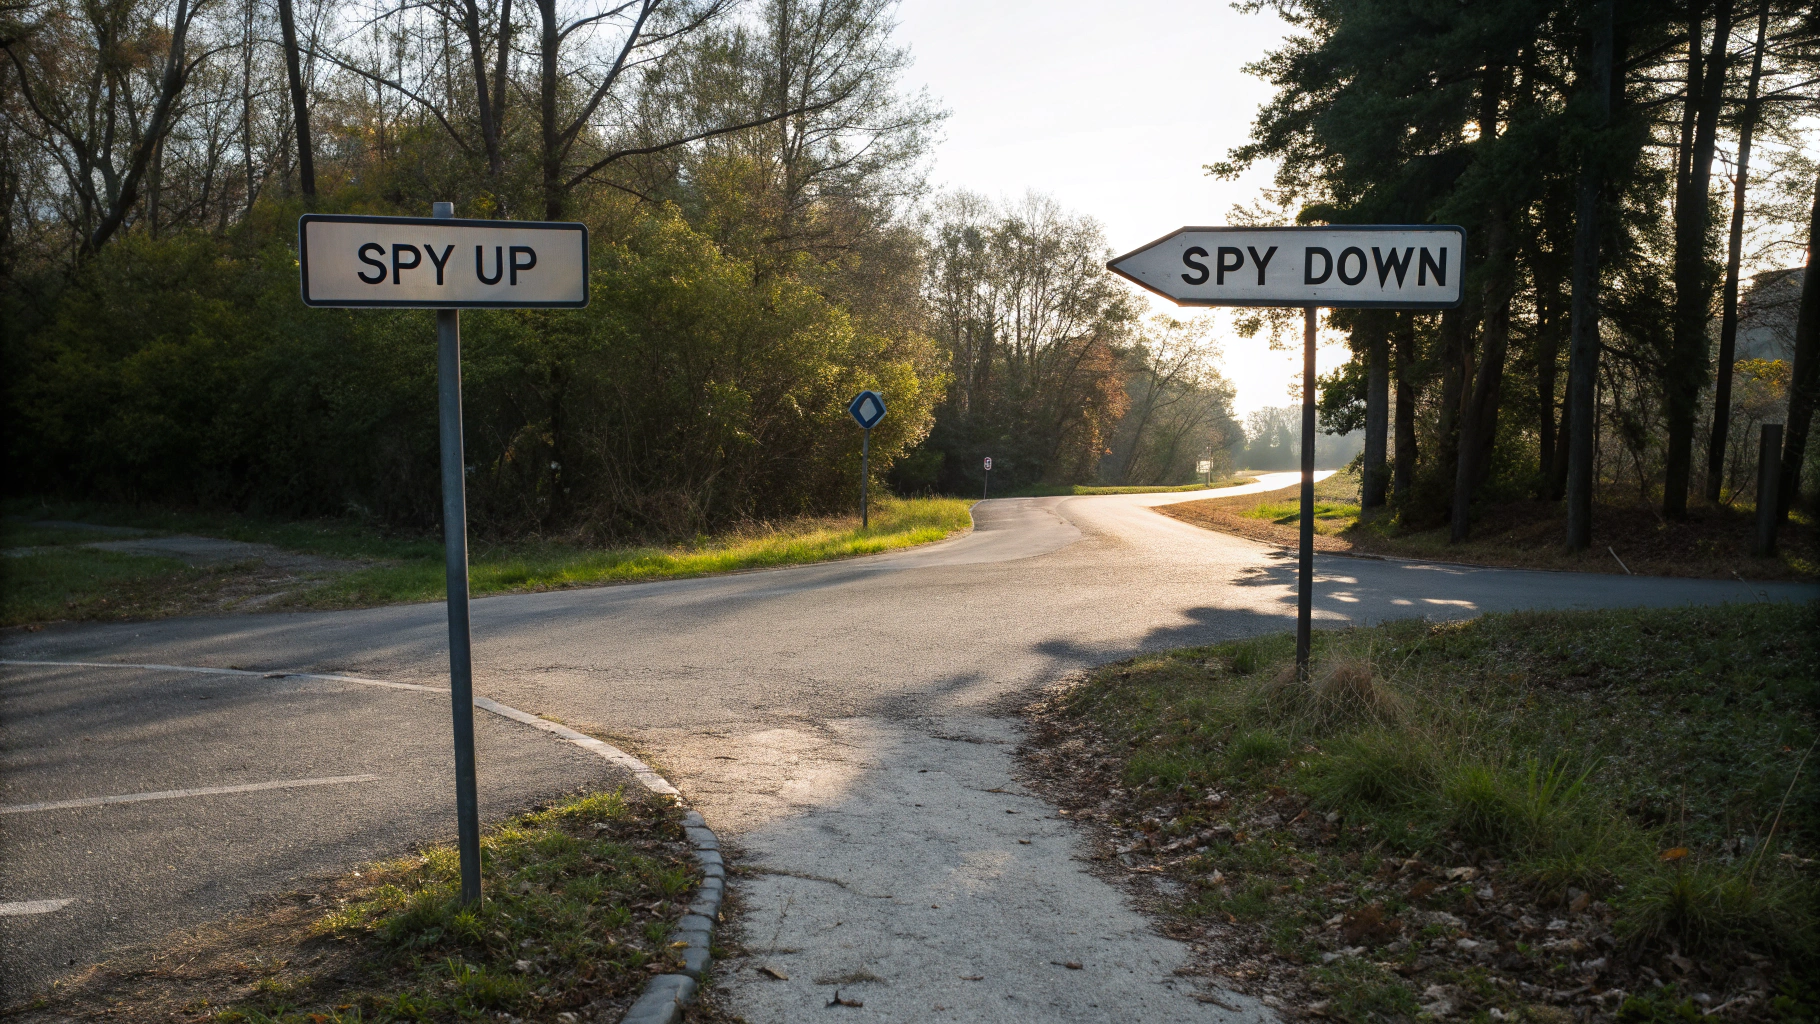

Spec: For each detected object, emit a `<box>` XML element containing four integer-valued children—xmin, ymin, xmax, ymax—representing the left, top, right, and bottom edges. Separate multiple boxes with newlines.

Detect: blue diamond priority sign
<box><xmin>848</xmin><ymin>390</ymin><xmax>887</xmax><ymax>430</ymax></box>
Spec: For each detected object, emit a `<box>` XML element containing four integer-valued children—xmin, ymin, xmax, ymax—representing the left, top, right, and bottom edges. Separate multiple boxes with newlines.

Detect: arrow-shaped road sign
<box><xmin>1107</xmin><ymin>222</ymin><xmax>1466</xmax><ymax>684</ymax></box>
<box><xmin>1108</xmin><ymin>225</ymin><xmax>1466</xmax><ymax>310</ymax></box>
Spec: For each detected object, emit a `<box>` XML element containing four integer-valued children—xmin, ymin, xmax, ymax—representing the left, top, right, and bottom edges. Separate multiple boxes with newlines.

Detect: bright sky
<box><xmin>895</xmin><ymin>0</ymin><xmax>1352</xmax><ymax>418</ymax></box>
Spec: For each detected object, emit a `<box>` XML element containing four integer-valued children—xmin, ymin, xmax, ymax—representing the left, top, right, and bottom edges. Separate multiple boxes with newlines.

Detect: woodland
<box><xmin>2</xmin><ymin>0</ymin><xmax>1817</xmax><ymax>547</ymax></box>
<box><xmin>0</xmin><ymin>0</ymin><xmax>1240</xmax><ymax>539</ymax></box>
<box><xmin>1219</xmin><ymin>0</ymin><xmax>1820</xmax><ymax>545</ymax></box>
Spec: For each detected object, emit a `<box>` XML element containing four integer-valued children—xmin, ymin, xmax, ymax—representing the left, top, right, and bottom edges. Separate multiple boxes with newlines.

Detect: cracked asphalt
<box><xmin>4</xmin><ymin>472</ymin><xmax>1812</xmax><ymax>1017</ymax></box>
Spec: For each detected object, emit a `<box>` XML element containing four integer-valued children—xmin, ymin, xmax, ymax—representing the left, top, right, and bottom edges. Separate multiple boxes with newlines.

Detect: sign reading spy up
<box><xmin>299</xmin><ymin>214</ymin><xmax>588</xmax><ymax>308</ymax></box>
<box><xmin>1108</xmin><ymin>226</ymin><xmax>1465</xmax><ymax>309</ymax></box>
<box><xmin>294</xmin><ymin>204</ymin><xmax>591</xmax><ymax>912</ymax></box>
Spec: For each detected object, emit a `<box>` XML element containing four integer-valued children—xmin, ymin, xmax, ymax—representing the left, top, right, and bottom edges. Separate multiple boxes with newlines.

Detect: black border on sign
<box><xmin>1106</xmin><ymin>224</ymin><xmax>1468</xmax><ymax>310</ymax></box>
<box><xmin>298</xmin><ymin>213</ymin><xmax>590</xmax><ymax>309</ymax></box>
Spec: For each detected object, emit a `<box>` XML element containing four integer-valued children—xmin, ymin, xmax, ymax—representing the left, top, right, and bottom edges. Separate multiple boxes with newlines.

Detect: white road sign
<box><xmin>983</xmin><ymin>457</ymin><xmax>992</xmax><ymax>471</ymax></box>
<box><xmin>1198</xmin><ymin>460</ymin><xmax>1212</xmax><ymax>474</ymax></box>
<box><xmin>300</xmin><ymin>214</ymin><xmax>588</xmax><ymax>308</ymax></box>
<box><xmin>1108</xmin><ymin>225</ymin><xmax>1466</xmax><ymax>309</ymax></box>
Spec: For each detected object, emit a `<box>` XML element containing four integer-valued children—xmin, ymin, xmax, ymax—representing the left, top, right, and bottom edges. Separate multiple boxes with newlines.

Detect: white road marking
<box><xmin>0</xmin><ymin>659</ymin><xmax>442</xmax><ymax>693</ymax></box>
<box><xmin>473</xmin><ymin>696</ymin><xmax>679</xmax><ymax>797</ymax></box>
<box><xmin>0</xmin><ymin>659</ymin><xmax>679</xmax><ymax>798</ymax></box>
<box><xmin>0</xmin><ymin>899</ymin><xmax>74</xmax><ymax>916</ymax></box>
<box><xmin>0</xmin><ymin>775</ymin><xmax>380</xmax><ymax>814</ymax></box>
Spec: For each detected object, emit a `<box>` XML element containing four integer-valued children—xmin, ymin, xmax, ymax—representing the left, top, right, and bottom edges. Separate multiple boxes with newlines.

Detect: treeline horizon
<box><xmin>1219</xmin><ymin>0</ymin><xmax>1819</xmax><ymax>547</ymax></box>
<box><xmin>0</xmin><ymin>0</ymin><xmax>1241</xmax><ymax>540</ymax></box>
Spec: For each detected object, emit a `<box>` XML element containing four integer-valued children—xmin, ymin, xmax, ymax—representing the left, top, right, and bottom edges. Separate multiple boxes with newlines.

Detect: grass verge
<box><xmin>1158</xmin><ymin>473</ymin><xmax>1818</xmax><ymax>580</ymax></box>
<box><xmin>0</xmin><ymin>495</ymin><xmax>973</xmax><ymax>625</ymax></box>
<box><xmin>1021</xmin><ymin>603</ymin><xmax>1819</xmax><ymax>1023</ymax></box>
<box><xmin>292</xmin><ymin>495</ymin><xmax>973</xmax><ymax>609</ymax></box>
<box><xmin>6</xmin><ymin>789</ymin><xmax>702</xmax><ymax>1023</ymax></box>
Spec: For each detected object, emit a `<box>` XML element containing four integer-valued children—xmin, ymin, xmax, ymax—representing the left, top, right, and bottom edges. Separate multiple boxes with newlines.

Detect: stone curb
<box><xmin>618</xmin><ymin>806</ymin><xmax>724</xmax><ymax>1024</ymax></box>
<box><xmin>485</xmin><ymin>701</ymin><xmax>723</xmax><ymax>1024</ymax></box>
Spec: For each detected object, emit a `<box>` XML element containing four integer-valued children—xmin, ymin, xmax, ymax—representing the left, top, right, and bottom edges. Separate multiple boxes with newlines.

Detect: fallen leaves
<box><xmin>756</xmin><ymin>966</ymin><xmax>789</xmax><ymax>981</ymax></box>
<box><xmin>826</xmin><ymin>990</ymin><xmax>863</xmax><ymax>1008</ymax></box>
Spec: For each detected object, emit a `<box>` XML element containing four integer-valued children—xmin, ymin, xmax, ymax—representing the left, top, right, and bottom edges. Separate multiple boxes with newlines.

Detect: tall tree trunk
<box><xmin>1550</xmin><ymin>359</ymin><xmax>1573</xmax><ymax>500</ymax></box>
<box><xmin>277</xmin><ymin>0</ymin><xmax>315</xmax><ymax>197</ymax></box>
<box><xmin>83</xmin><ymin>0</ymin><xmax>195</xmax><ymax>253</ymax></box>
<box><xmin>1663</xmin><ymin>0</ymin><xmax>1735</xmax><ymax>518</ymax></box>
<box><xmin>1536</xmin><ymin>287</ymin><xmax>1559</xmax><ymax>492</ymax></box>
<box><xmin>241</xmin><ymin>0</ymin><xmax>256</xmax><ymax>216</ymax></box>
<box><xmin>1393</xmin><ymin>313</ymin><xmax>1418</xmax><ymax>505</ymax></box>
<box><xmin>538</xmin><ymin>0</ymin><xmax>563</xmax><ymax>220</ymax></box>
<box><xmin>1566</xmin><ymin>0</ymin><xmax>1615</xmax><ymax>550</ymax></box>
<box><xmin>147</xmin><ymin>136</ymin><xmax>163</xmax><ymax>237</ymax></box>
<box><xmin>1438</xmin><ymin>306</ymin><xmax>1468</xmax><ymax>466</ymax></box>
<box><xmin>1363</xmin><ymin>313</ymin><xmax>1390</xmax><ymax>509</ymax></box>
<box><xmin>1452</xmin><ymin>277</ymin><xmax>1512</xmax><ymax>541</ymax></box>
<box><xmin>461</xmin><ymin>0</ymin><xmax>505</xmax><ymax>179</ymax></box>
<box><xmin>1451</xmin><ymin>63</ymin><xmax>1512</xmax><ymax>543</ymax></box>
<box><xmin>1777</xmin><ymin>173</ymin><xmax>1820</xmax><ymax>523</ymax></box>
<box><xmin>1705</xmin><ymin>0</ymin><xmax>1769</xmax><ymax>502</ymax></box>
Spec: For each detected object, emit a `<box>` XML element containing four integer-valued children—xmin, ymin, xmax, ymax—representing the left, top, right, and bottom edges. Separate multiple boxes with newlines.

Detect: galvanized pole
<box><xmin>1296</xmin><ymin>306</ymin><xmax>1317</xmax><ymax>680</ymax></box>
<box><xmin>433</xmin><ymin>201</ymin><xmax>483</xmax><ymax>906</ymax></box>
<box><xmin>861</xmin><ymin>427</ymin><xmax>871</xmax><ymax>530</ymax></box>
<box><xmin>983</xmin><ymin>467</ymin><xmax>990</xmax><ymax>500</ymax></box>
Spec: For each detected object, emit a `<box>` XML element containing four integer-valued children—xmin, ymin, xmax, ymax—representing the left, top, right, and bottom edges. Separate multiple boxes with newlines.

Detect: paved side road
<box><xmin>0</xmin><ymin>663</ymin><xmax>627</xmax><ymax>1000</ymax></box>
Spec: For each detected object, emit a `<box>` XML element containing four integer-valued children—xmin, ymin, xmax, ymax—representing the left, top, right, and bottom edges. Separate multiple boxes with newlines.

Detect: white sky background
<box><xmin>893</xmin><ymin>0</ymin><xmax>1348</xmax><ymax>418</ymax></box>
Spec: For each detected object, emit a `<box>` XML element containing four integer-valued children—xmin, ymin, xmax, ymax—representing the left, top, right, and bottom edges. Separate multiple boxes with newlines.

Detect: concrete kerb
<box><xmin>0</xmin><ymin>659</ymin><xmax>724</xmax><ymax>1024</ymax></box>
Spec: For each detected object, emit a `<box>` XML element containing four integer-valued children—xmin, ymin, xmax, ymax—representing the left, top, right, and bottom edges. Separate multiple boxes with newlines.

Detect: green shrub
<box><xmin>4</xmin><ymin>212</ymin><xmax>942</xmax><ymax>540</ymax></box>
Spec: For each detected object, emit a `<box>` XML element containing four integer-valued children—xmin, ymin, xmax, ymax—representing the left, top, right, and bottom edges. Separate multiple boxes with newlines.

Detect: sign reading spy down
<box><xmin>1108</xmin><ymin>225</ymin><xmax>1465</xmax><ymax>309</ymax></box>
<box><xmin>299</xmin><ymin>214</ymin><xmax>588</xmax><ymax>308</ymax></box>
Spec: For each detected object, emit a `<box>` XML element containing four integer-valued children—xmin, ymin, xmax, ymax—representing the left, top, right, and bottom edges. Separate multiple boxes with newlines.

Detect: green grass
<box><xmin>0</xmin><ymin>547</ymin><xmax>241</xmax><ymax>625</ymax></box>
<box><xmin>293</xmin><ymin>495</ymin><xmax>974</xmax><ymax>608</ymax></box>
<box><xmin>1004</xmin><ymin>475</ymin><xmax>1255</xmax><ymax>497</ymax></box>
<box><xmin>1</xmin><ymin>496</ymin><xmax>974</xmax><ymax>623</ymax></box>
<box><xmin>1040</xmin><ymin>603</ymin><xmax>1819</xmax><ymax>1020</ymax></box>
<box><xmin>1243</xmin><ymin>499</ymin><xmax>1361</xmax><ymax>532</ymax></box>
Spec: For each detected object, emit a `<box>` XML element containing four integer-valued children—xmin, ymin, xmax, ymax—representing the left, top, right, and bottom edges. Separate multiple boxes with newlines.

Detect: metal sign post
<box><xmin>1109</xmin><ymin>225</ymin><xmax>1465</xmax><ymax>679</ymax></box>
<box><xmin>848</xmin><ymin>391</ymin><xmax>887</xmax><ymax>529</ymax></box>
<box><xmin>299</xmin><ymin>205</ymin><xmax>588</xmax><ymax>905</ymax></box>
<box><xmin>983</xmin><ymin>456</ymin><xmax>992</xmax><ymax>499</ymax></box>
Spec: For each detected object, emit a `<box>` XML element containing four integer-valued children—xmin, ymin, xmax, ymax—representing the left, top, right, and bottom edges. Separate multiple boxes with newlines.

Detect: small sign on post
<box><xmin>848</xmin><ymin>390</ymin><xmax>886</xmax><ymax>529</ymax></box>
<box><xmin>982</xmin><ymin>456</ymin><xmax>992</xmax><ymax>499</ymax></box>
<box><xmin>299</xmin><ymin>207</ymin><xmax>589</xmax><ymax>906</ymax></box>
<box><xmin>1110</xmin><ymin>225</ymin><xmax>1464</xmax><ymax>678</ymax></box>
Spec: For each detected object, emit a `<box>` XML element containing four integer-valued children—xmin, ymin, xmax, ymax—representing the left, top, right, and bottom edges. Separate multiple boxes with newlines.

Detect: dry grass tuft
<box><xmin>1262</xmin><ymin>655</ymin><xmax>1405</xmax><ymax>728</ymax></box>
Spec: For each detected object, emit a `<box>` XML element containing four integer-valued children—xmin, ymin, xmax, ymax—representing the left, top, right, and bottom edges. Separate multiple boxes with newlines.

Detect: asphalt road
<box><xmin>0</xmin><ymin>664</ymin><xmax>626</xmax><ymax>1001</ymax></box>
<box><xmin>3</xmin><ymin>473</ymin><xmax>1813</xmax><ymax>1017</ymax></box>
